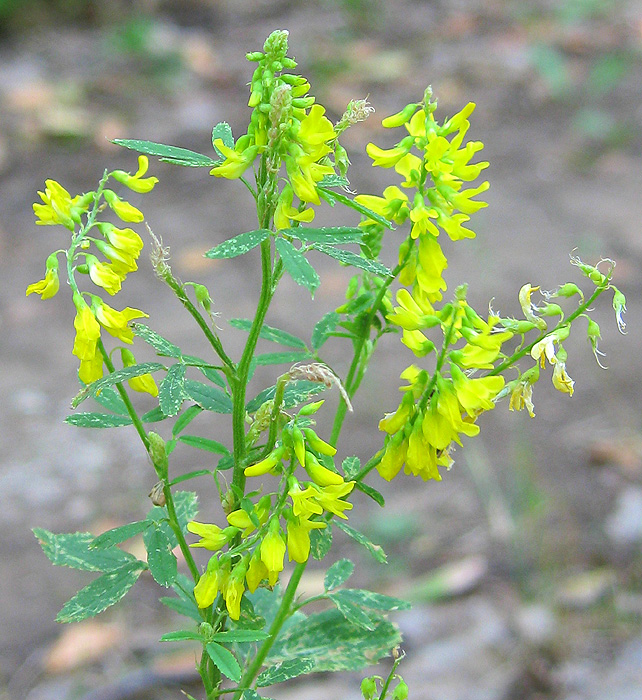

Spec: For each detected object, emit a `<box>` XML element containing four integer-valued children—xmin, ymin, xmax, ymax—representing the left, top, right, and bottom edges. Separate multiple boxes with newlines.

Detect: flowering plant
<box><xmin>28</xmin><ymin>30</ymin><xmax>625</xmax><ymax>700</ymax></box>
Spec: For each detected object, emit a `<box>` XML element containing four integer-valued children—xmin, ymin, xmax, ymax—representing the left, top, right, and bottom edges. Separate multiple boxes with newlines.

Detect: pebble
<box><xmin>605</xmin><ymin>487</ymin><xmax>642</xmax><ymax>546</ymax></box>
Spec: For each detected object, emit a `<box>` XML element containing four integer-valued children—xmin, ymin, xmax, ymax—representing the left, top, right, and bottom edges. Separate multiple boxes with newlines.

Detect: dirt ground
<box><xmin>2</xmin><ymin>1</ymin><xmax>642</xmax><ymax>699</ymax></box>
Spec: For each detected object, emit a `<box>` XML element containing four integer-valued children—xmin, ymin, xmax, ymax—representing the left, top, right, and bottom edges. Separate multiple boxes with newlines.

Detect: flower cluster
<box><xmin>356</xmin><ymin>88</ymin><xmax>489</xmax><ymax>304</ymax></box>
<box><xmin>207</xmin><ymin>30</ymin><xmax>351</xmax><ymax>231</ymax></box>
<box><xmin>26</xmin><ymin>157</ymin><xmax>159</xmax><ymax>391</ymax></box>
<box><xmin>187</xmin><ymin>402</ymin><xmax>354</xmax><ymax>619</ymax></box>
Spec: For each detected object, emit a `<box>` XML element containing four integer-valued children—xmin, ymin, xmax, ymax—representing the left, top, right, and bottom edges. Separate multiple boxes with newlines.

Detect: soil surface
<box><xmin>2</xmin><ymin>2</ymin><xmax>642</xmax><ymax>699</ymax></box>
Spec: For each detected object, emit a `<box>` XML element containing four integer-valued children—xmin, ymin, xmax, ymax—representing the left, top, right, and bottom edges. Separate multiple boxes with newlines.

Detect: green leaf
<box><xmin>168</xmin><ymin>469</ymin><xmax>213</xmax><ymax>486</ymax></box>
<box><xmin>212</xmin><ymin>122</ymin><xmax>234</xmax><ymax>153</ymax></box>
<box><xmin>184</xmin><ymin>379</ymin><xmax>233</xmax><ymax>413</ymax></box>
<box><xmin>145</xmin><ymin>526</ymin><xmax>178</xmax><ymax>587</ymax></box>
<box><xmin>132</xmin><ymin>324</ymin><xmax>182</xmax><ymax>358</ymax></box>
<box><xmin>335</xmin><ymin>521</ymin><xmax>387</xmax><ymax>564</ymax></box>
<box><xmin>355</xmin><ymin>481</ymin><xmax>385</xmax><ymax>507</ymax></box>
<box><xmin>160</xmin><ymin>575</ymin><xmax>201</xmax><ymax>623</ymax></box>
<box><xmin>324</xmin><ymin>559</ymin><xmax>354</xmax><ymax>591</ymax></box>
<box><xmin>173</xmin><ymin>491</ymin><xmax>199</xmax><ymax>533</ymax></box>
<box><xmin>112</xmin><ymin>139</ymin><xmax>220</xmax><ymax>167</ymax></box>
<box><xmin>242</xmin><ymin>691</ymin><xmax>272</xmax><ymax>700</ymax></box>
<box><xmin>140</xmin><ymin>406</ymin><xmax>168</xmax><ymax>423</ymax></box>
<box><xmin>159</xmin><ymin>363</ymin><xmax>186</xmax><ymax>417</ymax></box>
<box><xmin>172</xmin><ymin>405</ymin><xmax>203</xmax><ymax>436</ymax></box>
<box><xmin>33</xmin><ymin>529</ymin><xmax>137</xmax><ymax>572</ymax></box>
<box><xmin>178</xmin><ymin>435</ymin><xmax>230</xmax><ymax>455</ymax></box>
<box><xmin>160</xmin><ymin>629</ymin><xmax>203</xmax><ymax>642</ymax></box>
<box><xmin>282</xmin><ymin>226</ymin><xmax>364</xmax><ymax>244</ymax></box>
<box><xmin>253</xmin><ymin>351</ymin><xmax>309</xmax><ymax>366</ymax></box>
<box><xmin>315</xmin><ymin>244</ymin><xmax>392</xmax><ymax>277</ymax></box>
<box><xmin>205</xmin><ymin>229</ymin><xmax>270</xmax><ymax>259</ymax></box>
<box><xmin>72</xmin><ymin>363</ymin><xmax>165</xmax><ymax>408</ymax></box>
<box><xmin>328</xmin><ymin>594</ymin><xmax>381</xmax><ymax>631</ymax></box>
<box><xmin>268</xmin><ymin>608</ymin><xmax>402</xmax><ymax>672</ymax></box>
<box><xmin>206</xmin><ymin>642</ymin><xmax>241</xmax><ymax>682</ymax></box>
<box><xmin>212</xmin><ymin>630</ymin><xmax>269</xmax><ymax>643</ymax></box>
<box><xmin>275</xmin><ymin>237</ymin><xmax>320</xmax><ymax>297</ymax></box>
<box><xmin>246</xmin><ymin>380</ymin><xmax>326</xmax><ymax>413</ymax></box>
<box><xmin>235</xmin><ymin>596</ymin><xmax>267</xmax><ymax>630</ymax></box>
<box><xmin>341</xmin><ymin>456</ymin><xmax>361</xmax><ymax>480</ymax></box>
<box><xmin>160</xmin><ymin>595</ymin><xmax>202</xmax><ymax>622</ymax></box>
<box><xmin>330</xmin><ymin>588</ymin><xmax>411</xmax><ymax>612</ymax></box>
<box><xmin>90</xmin><ymin>521</ymin><xmax>150</xmax><ymax>550</ymax></box>
<box><xmin>310</xmin><ymin>524</ymin><xmax>333</xmax><ymax>561</ymax></box>
<box><xmin>56</xmin><ymin>561</ymin><xmax>146</xmax><ymax>623</ymax></box>
<box><xmin>229</xmin><ymin>319</ymin><xmax>307</xmax><ymax>349</ymax></box>
<box><xmin>65</xmin><ymin>413</ymin><xmax>133</xmax><ymax>428</ymax></box>
<box><xmin>318</xmin><ymin>188</ymin><xmax>395</xmax><ymax>229</ymax></box>
<box><xmin>90</xmin><ymin>386</ymin><xmax>128</xmax><ymax>415</ymax></box>
<box><xmin>181</xmin><ymin>358</ymin><xmax>226</xmax><ymax>389</ymax></box>
<box><xmin>256</xmin><ymin>657</ymin><xmax>316</xmax><ymax>687</ymax></box>
<box><xmin>312</xmin><ymin>311</ymin><xmax>339</xmax><ymax>350</ymax></box>
<box><xmin>317</xmin><ymin>174</ymin><xmax>350</xmax><ymax>189</ymax></box>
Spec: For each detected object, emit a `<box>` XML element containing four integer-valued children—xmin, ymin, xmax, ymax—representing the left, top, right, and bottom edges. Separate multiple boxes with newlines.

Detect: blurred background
<box><xmin>2</xmin><ymin>1</ymin><xmax>642</xmax><ymax>699</ymax></box>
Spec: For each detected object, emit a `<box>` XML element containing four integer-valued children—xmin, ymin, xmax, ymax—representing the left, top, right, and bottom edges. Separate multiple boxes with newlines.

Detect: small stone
<box><xmin>556</xmin><ymin>569</ymin><xmax>616</xmax><ymax>610</ymax></box>
<box><xmin>606</xmin><ymin>487</ymin><xmax>642</xmax><ymax>545</ymax></box>
<box><xmin>514</xmin><ymin>603</ymin><xmax>558</xmax><ymax>645</ymax></box>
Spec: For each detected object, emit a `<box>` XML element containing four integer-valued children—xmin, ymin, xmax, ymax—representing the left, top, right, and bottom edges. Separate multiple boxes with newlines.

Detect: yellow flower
<box><xmin>260</xmin><ymin>522</ymin><xmax>286</xmax><ymax>586</ymax></box>
<box><xmin>210</xmin><ymin>139</ymin><xmax>259</xmax><ymax>179</ymax></box>
<box><xmin>224</xmin><ymin>562</ymin><xmax>246</xmax><ymax>620</ymax></box>
<box><xmin>303</xmin><ymin>451</ymin><xmax>344</xmax><ymax>487</ymax></box>
<box><xmin>379</xmin><ymin>393</ymin><xmax>414</xmax><ymax>434</ymax></box>
<box><xmin>26</xmin><ymin>255</ymin><xmax>59</xmax><ymax>300</ymax></box>
<box><xmin>530</xmin><ymin>334</ymin><xmax>558</xmax><ymax>368</ymax></box>
<box><xmin>509</xmin><ymin>380</ymin><xmax>536</xmax><ymax>417</ymax></box>
<box><xmin>72</xmin><ymin>296</ymin><xmax>101</xmax><ymax>362</ymax></box>
<box><xmin>86</xmin><ymin>255</ymin><xmax>123</xmax><ymax>296</ymax></box>
<box><xmin>552</xmin><ymin>361</ymin><xmax>574</xmax><ymax>396</ymax></box>
<box><xmin>366</xmin><ymin>142</ymin><xmax>410</xmax><ymax>168</ymax></box>
<box><xmin>246</xmin><ymin>549</ymin><xmax>269</xmax><ymax>593</ymax></box>
<box><xmin>78</xmin><ymin>349</ymin><xmax>104</xmax><ymax>384</ymax></box>
<box><xmin>416</xmin><ymin>234</ymin><xmax>448</xmax><ymax>299</ymax></box>
<box><xmin>98</xmin><ymin>224</ymin><xmax>144</xmax><ymax>258</ymax></box>
<box><xmin>92</xmin><ymin>299</ymin><xmax>147</xmax><ymax>343</ymax></box>
<box><xmin>286</xmin><ymin>515</ymin><xmax>326</xmax><ymax>563</ymax></box>
<box><xmin>194</xmin><ymin>556</ymin><xmax>220</xmax><ymax>608</ymax></box>
<box><xmin>377</xmin><ymin>431</ymin><xmax>408</xmax><ymax>481</ymax></box>
<box><xmin>103</xmin><ymin>190</ymin><xmax>144</xmax><ymax>223</ymax></box>
<box><xmin>450</xmin><ymin>364</ymin><xmax>504</xmax><ymax>416</ymax></box>
<box><xmin>33</xmin><ymin>180</ymin><xmax>88</xmax><ymax>230</ymax></box>
<box><xmin>355</xmin><ymin>186</ymin><xmax>409</xmax><ymax>225</ymax></box>
<box><xmin>244</xmin><ymin>446</ymin><xmax>285</xmax><ymax>477</ymax></box>
<box><xmin>274</xmin><ymin>185</ymin><xmax>315</xmax><ymax>230</ymax></box>
<box><xmin>312</xmin><ymin>482</ymin><xmax>355</xmax><ymax>519</ymax></box>
<box><xmin>118</xmin><ymin>347</ymin><xmax>158</xmax><ymax>396</ymax></box>
<box><xmin>297</xmin><ymin>104</ymin><xmax>336</xmax><ymax>159</ymax></box>
<box><xmin>288</xmin><ymin>480</ymin><xmax>324</xmax><ymax>518</ymax></box>
<box><xmin>110</xmin><ymin>156</ymin><xmax>159</xmax><ymax>194</ymax></box>
<box><xmin>93</xmin><ymin>240</ymin><xmax>139</xmax><ymax>275</ymax></box>
<box><xmin>187</xmin><ymin>521</ymin><xmax>232</xmax><ymax>550</ymax></box>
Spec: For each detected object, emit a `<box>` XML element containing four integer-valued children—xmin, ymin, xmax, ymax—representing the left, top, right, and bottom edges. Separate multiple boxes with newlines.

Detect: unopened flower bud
<box><xmin>361</xmin><ymin>677</ymin><xmax>377</xmax><ymax>700</ymax></box>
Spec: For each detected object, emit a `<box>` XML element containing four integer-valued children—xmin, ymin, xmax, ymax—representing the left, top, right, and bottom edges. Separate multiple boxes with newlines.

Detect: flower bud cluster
<box><xmin>208</xmin><ymin>30</ymin><xmax>362</xmax><ymax>232</ymax></box>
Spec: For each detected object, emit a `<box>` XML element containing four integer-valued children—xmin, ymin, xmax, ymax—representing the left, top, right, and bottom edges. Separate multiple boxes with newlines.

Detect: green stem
<box><xmin>234</xmin><ymin>562</ymin><xmax>306</xmax><ymax>698</ymax></box>
<box><xmin>97</xmin><ymin>340</ymin><xmax>149</xmax><ymax>449</ymax></box>
<box><xmin>330</xmin><ymin>258</ymin><xmax>407</xmax><ymax>445</ymax></box>
<box><xmin>488</xmin><ymin>281</ymin><xmax>608</xmax><ymax>378</ymax></box>
<box><xmin>231</xmin><ymin>238</ymin><xmax>274</xmax><ymax>498</ymax></box>
<box><xmin>163</xmin><ymin>274</ymin><xmax>235</xmax><ymax>372</ymax></box>
<box><xmin>97</xmin><ymin>340</ymin><xmax>201</xmax><ymax>583</ymax></box>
